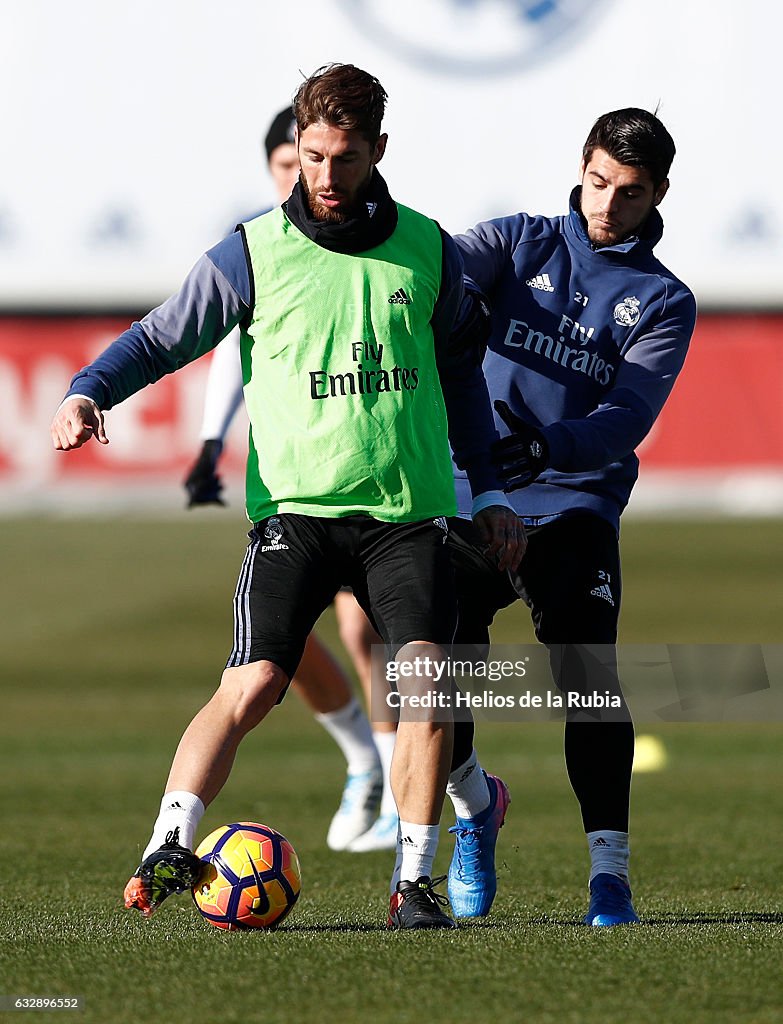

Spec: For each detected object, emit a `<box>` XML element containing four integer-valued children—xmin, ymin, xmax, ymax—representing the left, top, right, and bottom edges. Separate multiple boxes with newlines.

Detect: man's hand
<box><xmin>184</xmin><ymin>439</ymin><xmax>225</xmax><ymax>507</ymax></box>
<box><xmin>50</xmin><ymin>397</ymin><xmax>108</xmax><ymax>451</ymax></box>
<box><xmin>492</xmin><ymin>399</ymin><xmax>549</xmax><ymax>491</ymax></box>
<box><xmin>473</xmin><ymin>505</ymin><xmax>527</xmax><ymax>573</ymax></box>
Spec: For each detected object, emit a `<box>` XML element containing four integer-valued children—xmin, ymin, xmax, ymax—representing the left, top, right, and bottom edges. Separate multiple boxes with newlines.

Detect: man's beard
<box><xmin>300</xmin><ymin>171</ymin><xmax>370</xmax><ymax>224</ymax></box>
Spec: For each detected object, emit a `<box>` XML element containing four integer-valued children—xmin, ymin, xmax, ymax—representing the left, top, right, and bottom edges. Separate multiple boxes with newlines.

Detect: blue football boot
<box><xmin>584</xmin><ymin>872</ymin><xmax>640</xmax><ymax>927</ymax></box>
<box><xmin>447</xmin><ymin>772</ymin><xmax>511</xmax><ymax>918</ymax></box>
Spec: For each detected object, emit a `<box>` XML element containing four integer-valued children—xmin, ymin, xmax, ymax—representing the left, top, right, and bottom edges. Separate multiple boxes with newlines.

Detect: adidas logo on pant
<box><xmin>590</xmin><ymin>583</ymin><xmax>615</xmax><ymax>606</ymax></box>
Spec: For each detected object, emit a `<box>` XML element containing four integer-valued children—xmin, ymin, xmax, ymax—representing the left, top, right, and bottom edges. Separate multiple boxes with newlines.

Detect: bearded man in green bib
<box><xmin>51</xmin><ymin>63</ymin><xmax>523</xmax><ymax>929</ymax></box>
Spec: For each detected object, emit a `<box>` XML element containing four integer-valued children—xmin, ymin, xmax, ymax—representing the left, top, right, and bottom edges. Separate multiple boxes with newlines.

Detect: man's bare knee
<box><xmin>218</xmin><ymin>661</ymin><xmax>288</xmax><ymax>731</ymax></box>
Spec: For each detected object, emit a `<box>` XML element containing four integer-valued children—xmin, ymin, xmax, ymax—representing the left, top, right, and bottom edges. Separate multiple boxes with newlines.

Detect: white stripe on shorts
<box><xmin>227</xmin><ymin>531</ymin><xmax>260</xmax><ymax>668</ymax></box>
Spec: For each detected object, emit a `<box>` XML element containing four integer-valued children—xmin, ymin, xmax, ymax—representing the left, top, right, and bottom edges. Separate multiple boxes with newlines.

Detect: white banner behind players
<box><xmin>0</xmin><ymin>0</ymin><xmax>778</xmax><ymax>309</ymax></box>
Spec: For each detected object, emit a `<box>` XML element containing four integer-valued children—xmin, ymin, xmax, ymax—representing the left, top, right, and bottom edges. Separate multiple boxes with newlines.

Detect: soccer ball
<box><xmin>192</xmin><ymin>821</ymin><xmax>301</xmax><ymax>930</ymax></box>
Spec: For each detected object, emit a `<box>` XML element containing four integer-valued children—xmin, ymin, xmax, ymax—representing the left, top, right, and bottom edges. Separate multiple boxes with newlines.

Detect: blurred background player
<box><xmin>183</xmin><ymin>106</ymin><xmax>398</xmax><ymax>853</ymax></box>
<box><xmin>449</xmin><ymin>108</ymin><xmax>696</xmax><ymax>926</ymax></box>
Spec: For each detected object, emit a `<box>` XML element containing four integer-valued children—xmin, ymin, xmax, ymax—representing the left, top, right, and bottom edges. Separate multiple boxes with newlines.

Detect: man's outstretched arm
<box><xmin>50</xmin><ymin>231</ymin><xmax>251</xmax><ymax>450</ymax></box>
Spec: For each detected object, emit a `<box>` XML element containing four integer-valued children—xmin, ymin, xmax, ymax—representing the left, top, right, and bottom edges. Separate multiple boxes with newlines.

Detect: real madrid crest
<box><xmin>613</xmin><ymin>296</ymin><xmax>641</xmax><ymax>327</ymax></box>
<box><xmin>261</xmin><ymin>516</ymin><xmax>290</xmax><ymax>551</ymax></box>
<box><xmin>264</xmin><ymin>517</ymin><xmax>284</xmax><ymax>544</ymax></box>
<box><xmin>336</xmin><ymin>0</ymin><xmax>612</xmax><ymax>77</ymax></box>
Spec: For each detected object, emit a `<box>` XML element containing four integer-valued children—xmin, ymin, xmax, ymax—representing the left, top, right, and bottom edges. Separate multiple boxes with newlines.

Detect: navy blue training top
<box><xmin>454</xmin><ymin>188</ymin><xmax>697</xmax><ymax>530</ymax></box>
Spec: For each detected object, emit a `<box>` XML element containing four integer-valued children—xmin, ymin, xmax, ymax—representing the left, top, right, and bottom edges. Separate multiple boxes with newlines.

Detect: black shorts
<box><xmin>226</xmin><ymin>513</ymin><xmax>457</xmax><ymax>681</ymax></box>
<box><xmin>449</xmin><ymin>513</ymin><xmax>625</xmax><ymax>712</ymax></box>
<box><xmin>448</xmin><ymin>512</ymin><xmax>621</xmax><ymax>646</ymax></box>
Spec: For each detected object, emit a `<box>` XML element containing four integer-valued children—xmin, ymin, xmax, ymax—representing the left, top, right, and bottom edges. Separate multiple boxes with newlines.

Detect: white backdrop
<box><xmin>1</xmin><ymin>0</ymin><xmax>779</xmax><ymax>309</ymax></box>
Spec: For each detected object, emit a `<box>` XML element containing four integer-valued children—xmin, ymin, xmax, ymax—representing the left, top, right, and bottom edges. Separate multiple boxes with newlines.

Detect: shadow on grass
<box><xmin>642</xmin><ymin>912</ymin><xmax>783</xmax><ymax>926</ymax></box>
<box><xmin>476</xmin><ymin>911</ymin><xmax>783</xmax><ymax>929</ymax></box>
<box><xmin>281</xmin><ymin>922</ymin><xmax>388</xmax><ymax>934</ymax></box>
<box><xmin>282</xmin><ymin>918</ymin><xmax>518</xmax><ymax>934</ymax></box>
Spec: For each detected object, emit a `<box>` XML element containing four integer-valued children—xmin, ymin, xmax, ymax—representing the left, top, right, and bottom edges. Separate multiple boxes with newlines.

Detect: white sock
<box><xmin>587</xmin><ymin>829</ymin><xmax>630</xmax><ymax>884</ymax></box>
<box><xmin>315</xmin><ymin>697</ymin><xmax>380</xmax><ymax>775</ymax></box>
<box><xmin>392</xmin><ymin>821</ymin><xmax>440</xmax><ymax>891</ymax></box>
<box><xmin>446</xmin><ymin>750</ymin><xmax>490</xmax><ymax>820</ymax></box>
<box><xmin>373</xmin><ymin>730</ymin><xmax>398</xmax><ymax>816</ymax></box>
<box><xmin>142</xmin><ymin>791</ymin><xmax>205</xmax><ymax>859</ymax></box>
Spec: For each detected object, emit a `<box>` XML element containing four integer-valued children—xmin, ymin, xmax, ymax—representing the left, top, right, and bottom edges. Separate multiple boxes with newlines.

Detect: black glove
<box><xmin>184</xmin><ymin>439</ymin><xmax>225</xmax><ymax>507</ymax></box>
<box><xmin>491</xmin><ymin>400</ymin><xmax>549</xmax><ymax>491</ymax></box>
<box><xmin>449</xmin><ymin>282</ymin><xmax>492</xmax><ymax>362</ymax></box>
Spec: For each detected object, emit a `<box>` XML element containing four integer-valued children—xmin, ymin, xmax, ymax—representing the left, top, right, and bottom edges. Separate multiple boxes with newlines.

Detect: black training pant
<box><xmin>448</xmin><ymin>513</ymin><xmax>634</xmax><ymax>833</ymax></box>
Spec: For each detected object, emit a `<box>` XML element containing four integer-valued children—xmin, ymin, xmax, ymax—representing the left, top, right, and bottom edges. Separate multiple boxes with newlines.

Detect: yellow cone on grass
<box><xmin>633</xmin><ymin>734</ymin><xmax>668</xmax><ymax>773</ymax></box>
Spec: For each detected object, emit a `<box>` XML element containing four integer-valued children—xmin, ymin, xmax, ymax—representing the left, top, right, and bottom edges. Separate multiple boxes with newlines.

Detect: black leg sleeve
<box><xmin>451</xmin><ymin>718</ymin><xmax>475</xmax><ymax>772</ymax></box>
<box><xmin>564</xmin><ymin>720</ymin><xmax>635</xmax><ymax>833</ymax></box>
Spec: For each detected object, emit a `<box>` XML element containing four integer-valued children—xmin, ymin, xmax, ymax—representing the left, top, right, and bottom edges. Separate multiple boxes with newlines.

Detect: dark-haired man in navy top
<box><xmin>446</xmin><ymin>108</ymin><xmax>696</xmax><ymax>927</ymax></box>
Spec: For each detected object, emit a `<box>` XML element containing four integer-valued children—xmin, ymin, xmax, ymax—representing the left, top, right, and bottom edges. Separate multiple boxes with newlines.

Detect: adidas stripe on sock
<box><xmin>142</xmin><ymin>790</ymin><xmax>205</xmax><ymax>860</ymax></box>
<box><xmin>392</xmin><ymin>821</ymin><xmax>439</xmax><ymax>892</ymax></box>
<box><xmin>447</xmin><ymin>750</ymin><xmax>490</xmax><ymax>820</ymax></box>
<box><xmin>587</xmin><ymin>829</ymin><xmax>630</xmax><ymax>884</ymax></box>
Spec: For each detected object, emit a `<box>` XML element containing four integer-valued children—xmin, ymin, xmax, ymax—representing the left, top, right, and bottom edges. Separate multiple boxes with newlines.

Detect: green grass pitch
<box><xmin>0</xmin><ymin>516</ymin><xmax>781</xmax><ymax>1024</ymax></box>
